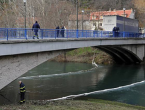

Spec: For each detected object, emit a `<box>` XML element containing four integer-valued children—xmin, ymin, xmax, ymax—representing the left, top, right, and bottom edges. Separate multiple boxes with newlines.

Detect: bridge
<box><xmin>0</xmin><ymin>28</ymin><xmax>145</xmax><ymax>90</ymax></box>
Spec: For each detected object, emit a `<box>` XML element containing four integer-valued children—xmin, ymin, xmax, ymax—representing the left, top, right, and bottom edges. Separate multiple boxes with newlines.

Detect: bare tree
<box><xmin>0</xmin><ymin>0</ymin><xmax>76</xmax><ymax>29</ymax></box>
<box><xmin>133</xmin><ymin>0</ymin><xmax>145</xmax><ymax>27</ymax></box>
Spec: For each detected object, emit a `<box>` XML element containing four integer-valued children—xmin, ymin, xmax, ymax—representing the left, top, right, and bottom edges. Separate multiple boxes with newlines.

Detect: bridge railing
<box><xmin>0</xmin><ymin>28</ymin><xmax>143</xmax><ymax>40</ymax></box>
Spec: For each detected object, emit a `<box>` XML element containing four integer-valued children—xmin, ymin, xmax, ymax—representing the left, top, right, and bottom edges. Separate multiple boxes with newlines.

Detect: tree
<box><xmin>0</xmin><ymin>0</ymin><xmax>76</xmax><ymax>29</ymax></box>
<box><xmin>133</xmin><ymin>0</ymin><xmax>145</xmax><ymax>27</ymax></box>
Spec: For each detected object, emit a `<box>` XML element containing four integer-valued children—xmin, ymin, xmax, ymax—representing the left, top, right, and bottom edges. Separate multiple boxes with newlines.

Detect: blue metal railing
<box><xmin>0</xmin><ymin>28</ymin><xmax>143</xmax><ymax>41</ymax></box>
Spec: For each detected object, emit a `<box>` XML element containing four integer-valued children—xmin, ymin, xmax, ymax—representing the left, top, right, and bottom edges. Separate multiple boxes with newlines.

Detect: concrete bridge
<box><xmin>0</xmin><ymin>37</ymin><xmax>145</xmax><ymax>90</ymax></box>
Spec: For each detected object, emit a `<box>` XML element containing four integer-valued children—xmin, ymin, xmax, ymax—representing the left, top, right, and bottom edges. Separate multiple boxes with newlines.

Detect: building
<box><xmin>103</xmin><ymin>15</ymin><xmax>138</xmax><ymax>32</ymax></box>
<box><xmin>90</xmin><ymin>8</ymin><xmax>135</xmax><ymax>30</ymax></box>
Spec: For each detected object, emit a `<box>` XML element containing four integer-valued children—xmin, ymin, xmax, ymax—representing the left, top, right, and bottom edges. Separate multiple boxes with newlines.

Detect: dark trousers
<box><xmin>56</xmin><ymin>31</ymin><xmax>59</xmax><ymax>37</ymax></box>
<box><xmin>20</xmin><ymin>92</ymin><xmax>25</xmax><ymax>103</ymax></box>
<box><xmin>33</xmin><ymin>31</ymin><xmax>39</xmax><ymax>39</ymax></box>
<box><xmin>61</xmin><ymin>33</ymin><xmax>64</xmax><ymax>37</ymax></box>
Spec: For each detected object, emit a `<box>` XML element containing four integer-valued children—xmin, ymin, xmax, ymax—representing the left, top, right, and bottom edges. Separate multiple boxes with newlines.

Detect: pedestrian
<box><xmin>64</xmin><ymin>26</ymin><xmax>66</xmax><ymax>37</ymax></box>
<box><xmin>112</xmin><ymin>27</ymin><xmax>116</xmax><ymax>37</ymax></box>
<box><xmin>61</xmin><ymin>26</ymin><xmax>65</xmax><ymax>37</ymax></box>
<box><xmin>32</xmin><ymin>21</ymin><xmax>40</xmax><ymax>39</ymax></box>
<box><xmin>56</xmin><ymin>26</ymin><xmax>60</xmax><ymax>37</ymax></box>
<box><xmin>19</xmin><ymin>81</ymin><xmax>26</xmax><ymax>104</ymax></box>
<box><xmin>116</xmin><ymin>27</ymin><xmax>120</xmax><ymax>37</ymax></box>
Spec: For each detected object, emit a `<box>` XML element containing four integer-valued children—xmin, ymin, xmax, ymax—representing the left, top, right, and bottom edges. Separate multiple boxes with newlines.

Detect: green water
<box><xmin>0</xmin><ymin>61</ymin><xmax>145</xmax><ymax>106</ymax></box>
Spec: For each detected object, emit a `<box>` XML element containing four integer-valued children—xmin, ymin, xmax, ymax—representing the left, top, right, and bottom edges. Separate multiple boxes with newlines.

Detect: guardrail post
<box><xmin>25</xmin><ymin>29</ymin><xmax>27</xmax><ymax>40</ymax></box>
<box><xmin>55</xmin><ymin>29</ymin><xmax>56</xmax><ymax>39</ymax></box>
<box><xmin>66</xmin><ymin>30</ymin><xmax>68</xmax><ymax>39</ymax></box>
<box><xmin>76</xmin><ymin>30</ymin><xmax>78</xmax><ymax>38</ymax></box>
<box><xmin>6</xmin><ymin>29</ymin><xmax>8</xmax><ymax>41</ymax></box>
<box><xmin>123</xmin><ymin>32</ymin><xmax>124</xmax><ymax>38</ymax></box>
<box><xmin>41</xmin><ymin>29</ymin><xmax>43</xmax><ymax>39</ymax></box>
<box><xmin>82</xmin><ymin>30</ymin><xmax>83</xmax><ymax>38</ymax></box>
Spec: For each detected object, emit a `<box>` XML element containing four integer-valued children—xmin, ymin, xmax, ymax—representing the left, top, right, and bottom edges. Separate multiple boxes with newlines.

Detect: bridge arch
<box><xmin>95</xmin><ymin>46</ymin><xmax>141</xmax><ymax>64</ymax></box>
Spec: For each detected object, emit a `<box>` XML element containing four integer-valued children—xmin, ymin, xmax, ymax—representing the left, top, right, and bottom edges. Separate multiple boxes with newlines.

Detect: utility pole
<box><xmin>23</xmin><ymin>0</ymin><xmax>27</xmax><ymax>29</ymax></box>
<box><xmin>123</xmin><ymin>8</ymin><xmax>126</xmax><ymax>32</ymax></box>
<box><xmin>82</xmin><ymin>10</ymin><xmax>84</xmax><ymax>30</ymax></box>
<box><xmin>76</xmin><ymin>0</ymin><xmax>78</xmax><ymax>30</ymax></box>
<box><xmin>98</xmin><ymin>9</ymin><xmax>100</xmax><ymax>31</ymax></box>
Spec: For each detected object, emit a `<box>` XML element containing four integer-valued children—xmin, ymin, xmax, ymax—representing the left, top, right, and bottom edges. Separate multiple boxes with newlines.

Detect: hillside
<box><xmin>69</xmin><ymin>0</ymin><xmax>133</xmax><ymax>10</ymax></box>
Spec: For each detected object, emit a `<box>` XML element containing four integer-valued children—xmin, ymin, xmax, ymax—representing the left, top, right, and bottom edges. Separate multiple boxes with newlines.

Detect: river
<box><xmin>0</xmin><ymin>61</ymin><xmax>145</xmax><ymax>106</ymax></box>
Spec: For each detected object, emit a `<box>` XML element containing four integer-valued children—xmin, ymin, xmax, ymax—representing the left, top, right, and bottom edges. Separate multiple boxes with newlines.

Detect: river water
<box><xmin>0</xmin><ymin>61</ymin><xmax>145</xmax><ymax>106</ymax></box>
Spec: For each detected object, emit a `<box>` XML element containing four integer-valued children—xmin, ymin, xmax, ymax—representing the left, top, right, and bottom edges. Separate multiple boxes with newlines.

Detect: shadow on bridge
<box><xmin>96</xmin><ymin>46</ymin><xmax>141</xmax><ymax>64</ymax></box>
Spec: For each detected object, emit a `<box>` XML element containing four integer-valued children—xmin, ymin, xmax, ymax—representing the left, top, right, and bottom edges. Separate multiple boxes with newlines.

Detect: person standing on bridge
<box><xmin>61</xmin><ymin>26</ymin><xmax>65</xmax><ymax>37</ymax></box>
<box><xmin>56</xmin><ymin>26</ymin><xmax>60</xmax><ymax>37</ymax></box>
<box><xmin>32</xmin><ymin>21</ymin><xmax>40</xmax><ymax>39</ymax></box>
<box><xmin>19</xmin><ymin>81</ymin><xmax>26</xmax><ymax>104</ymax></box>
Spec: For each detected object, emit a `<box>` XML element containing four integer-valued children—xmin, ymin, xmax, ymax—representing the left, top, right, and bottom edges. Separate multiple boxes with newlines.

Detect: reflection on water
<box><xmin>0</xmin><ymin>61</ymin><xmax>145</xmax><ymax>106</ymax></box>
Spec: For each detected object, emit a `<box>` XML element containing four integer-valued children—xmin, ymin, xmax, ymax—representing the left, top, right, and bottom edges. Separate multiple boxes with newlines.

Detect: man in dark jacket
<box><xmin>19</xmin><ymin>81</ymin><xmax>26</xmax><ymax>104</ymax></box>
<box><xmin>56</xmin><ymin>26</ymin><xmax>60</xmax><ymax>37</ymax></box>
<box><xmin>32</xmin><ymin>21</ymin><xmax>40</xmax><ymax>39</ymax></box>
<box><xmin>61</xmin><ymin>26</ymin><xmax>65</xmax><ymax>37</ymax></box>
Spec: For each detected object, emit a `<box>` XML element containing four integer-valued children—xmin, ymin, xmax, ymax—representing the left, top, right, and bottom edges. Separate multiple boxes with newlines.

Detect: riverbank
<box><xmin>50</xmin><ymin>47</ymin><xmax>114</xmax><ymax>65</ymax></box>
<box><xmin>1</xmin><ymin>99</ymin><xmax>145</xmax><ymax>110</ymax></box>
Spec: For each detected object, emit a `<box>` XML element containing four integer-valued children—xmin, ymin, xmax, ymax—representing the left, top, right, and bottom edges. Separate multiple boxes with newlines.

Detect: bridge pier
<box><xmin>0</xmin><ymin>51</ymin><xmax>62</xmax><ymax>90</ymax></box>
<box><xmin>122</xmin><ymin>45</ymin><xmax>145</xmax><ymax>62</ymax></box>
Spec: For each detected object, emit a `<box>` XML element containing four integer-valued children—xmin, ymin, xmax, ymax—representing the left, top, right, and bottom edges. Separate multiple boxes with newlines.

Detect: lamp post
<box><xmin>123</xmin><ymin>8</ymin><xmax>126</xmax><ymax>32</ymax></box>
<box><xmin>33</xmin><ymin>6</ymin><xmax>35</xmax><ymax>23</ymax></box>
<box><xmin>76</xmin><ymin>0</ymin><xmax>78</xmax><ymax>30</ymax></box>
<box><xmin>98</xmin><ymin>9</ymin><xmax>100</xmax><ymax>31</ymax></box>
<box><xmin>93</xmin><ymin>14</ymin><xmax>96</xmax><ymax>30</ymax></box>
<box><xmin>82</xmin><ymin>10</ymin><xmax>84</xmax><ymax>30</ymax></box>
<box><xmin>23</xmin><ymin>0</ymin><xmax>26</xmax><ymax>29</ymax></box>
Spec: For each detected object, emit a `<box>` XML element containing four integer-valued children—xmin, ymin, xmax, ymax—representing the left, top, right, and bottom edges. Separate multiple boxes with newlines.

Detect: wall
<box><xmin>68</xmin><ymin>20</ymin><xmax>91</xmax><ymax>30</ymax></box>
<box><xmin>116</xmin><ymin>16</ymin><xmax>138</xmax><ymax>32</ymax></box>
<box><xmin>103</xmin><ymin>16</ymin><xmax>117</xmax><ymax>31</ymax></box>
<box><xmin>103</xmin><ymin>15</ymin><xmax>139</xmax><ymax>32</ymax></box>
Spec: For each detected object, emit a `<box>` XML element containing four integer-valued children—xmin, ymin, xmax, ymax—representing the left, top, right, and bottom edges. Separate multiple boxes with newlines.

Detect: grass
<box><xmin>1</xmin><ymin>99</ymin><xmax>145</xmax><ymax>110</ymax></box>
<box><xmin>66</xmin><ymin>47</ymin><xmax>100</xmax><ymax>56</ymax></box>
<box><xmin>51</xmin><ymin>47</ymin><xmax>113</xmax><ymax>64</ymax></box>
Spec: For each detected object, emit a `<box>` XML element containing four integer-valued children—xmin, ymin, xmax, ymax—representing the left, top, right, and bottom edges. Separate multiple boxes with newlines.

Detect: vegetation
<box><xmin>0</xmin><ymin>0</ymin><xmax>144</xmax><ymax>28</ymax></box>
<box><xmin>1</xmin><ymin>99</ymin><xmax>145</xmax><ymax>110</ymax></box>
<box><xmin>51</xmin><ymin>47</ymin><xmax>113</xmax><ymax>64</ymax></box>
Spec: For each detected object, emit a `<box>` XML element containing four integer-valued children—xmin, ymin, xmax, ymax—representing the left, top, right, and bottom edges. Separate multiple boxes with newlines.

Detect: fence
<box><xmin>0</xmin><ymin>28</ymin><xmax>143</xmax><ymax>41</ymax></box>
